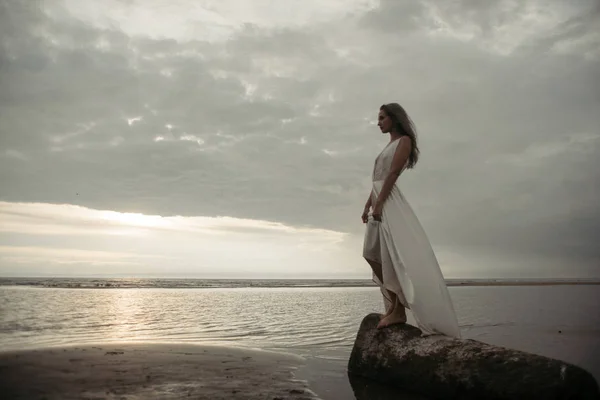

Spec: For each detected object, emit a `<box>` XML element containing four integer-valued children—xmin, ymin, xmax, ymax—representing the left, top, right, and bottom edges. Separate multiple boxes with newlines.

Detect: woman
<box><xmin>362</xmin><ymin>103</ymin><xmax>461</xmax><ymax>338</ymax></box>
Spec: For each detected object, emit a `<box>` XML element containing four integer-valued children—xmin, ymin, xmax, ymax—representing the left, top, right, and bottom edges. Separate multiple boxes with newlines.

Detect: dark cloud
<box><xmin>0</xmin><ymin>0</ymin><xmax>599</xmax><ymax>276</ymax></box>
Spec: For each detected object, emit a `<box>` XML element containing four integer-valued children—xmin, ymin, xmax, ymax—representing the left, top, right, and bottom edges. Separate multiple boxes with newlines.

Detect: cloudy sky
<box><xmin>1</xmin><ymin>0</ymin><xmax>599</xmax><ymax>279</ymax></box>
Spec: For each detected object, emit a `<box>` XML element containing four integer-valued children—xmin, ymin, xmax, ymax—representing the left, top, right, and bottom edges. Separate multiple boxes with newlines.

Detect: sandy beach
<box><xmin>1</xmin><ymin>283</ymin><xmax>598</xmax><ymax>399</ymax></box>
<box><xmin>0</xmin><ymin>343</ymin><xmax>319</xmax><ymax>400</ymax></box>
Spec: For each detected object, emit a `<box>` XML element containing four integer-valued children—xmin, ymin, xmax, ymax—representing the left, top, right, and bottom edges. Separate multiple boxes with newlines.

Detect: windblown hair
<box><xmin>380</xmin><ymin>103</ymin><xmax>420</xmax><ymax>169</ymax></box>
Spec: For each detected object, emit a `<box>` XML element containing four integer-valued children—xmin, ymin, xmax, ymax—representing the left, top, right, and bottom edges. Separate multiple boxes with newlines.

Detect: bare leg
<box><xmin>380</xmin><ymin>290</ymin><xmax>397</xmax><ymax>319</ymax></box>
<box><xmin>365</xmin><ymin>258</ymin><xmax>383</xmax><ymax>283</ymax></box>
<box><xmin>365</xmin><ymin>258</ymin><xmax>397</xmax><ymax>319</ymax></box>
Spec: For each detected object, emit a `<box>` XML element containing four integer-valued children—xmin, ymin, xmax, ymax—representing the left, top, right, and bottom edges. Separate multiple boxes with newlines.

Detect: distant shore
<box><xmin>446</xmin><ymin>280</ymin><xmax>600</xmax><ymax>287</ymax></box>
<box><xmin>0</xmin><ymin>277</ymin><xmax>599</xmax><ymax>289</ymax></box>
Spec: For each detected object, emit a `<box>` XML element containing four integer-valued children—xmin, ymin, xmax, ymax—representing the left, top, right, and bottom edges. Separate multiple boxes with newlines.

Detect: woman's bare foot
<box><xmin>380</xmin><ymin>304</ymin><xmax>395</xmax><ymax>320</ymax></box>
<box><xmin>380</xmin><ymin>291</ymin><xmax>397</xmax><ymax>320</ymax></box>
<box><xmin>377</xmin><ymin>309</ymin><xmax>407</xmax><ymax>329</ymax></box>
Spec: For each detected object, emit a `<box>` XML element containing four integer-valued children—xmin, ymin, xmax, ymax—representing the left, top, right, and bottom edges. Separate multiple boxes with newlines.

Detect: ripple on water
<box><xmin>1</xmin><ymin>285</ymin><xmax>599</xmax><ymax>382</ymax></box>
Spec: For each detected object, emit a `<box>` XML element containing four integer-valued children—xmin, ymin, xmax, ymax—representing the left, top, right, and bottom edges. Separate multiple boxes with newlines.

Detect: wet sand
<box><xmin>0</xmin><ymin>343</ymin><xmax>318</xmax><ymax>400</ymax></box>
<box><xmin>0</xmin><ymin>342</ymin><xmax>432</xmax><ymax>400</ymax></box>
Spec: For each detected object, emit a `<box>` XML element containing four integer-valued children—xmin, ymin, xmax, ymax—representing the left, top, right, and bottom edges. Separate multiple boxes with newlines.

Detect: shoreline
<box><xmin>0</xmin><ymin>343</ymin><xmax>320</xmax><ymax>400</ymax></box>
<box><xmin>0</xmin><ymin>342</ymin><xmax>434</xmax><ymax>400</ymax></box>
<box><xmin>446</xmin><ymin>281</ymin><xmax>600</xmax><ymax>287</ymax></box>
<box><xmin>1</xmin><ymin>280</ymin><xmax>599</xmax><ymax>289</ymax></box>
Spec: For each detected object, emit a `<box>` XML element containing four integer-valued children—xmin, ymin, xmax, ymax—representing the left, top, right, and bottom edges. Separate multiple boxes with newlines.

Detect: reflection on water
<box><xmin>348</xmin><ymin>374</ymin><xmax>429</xmax><ymax>400</ymax></box>
<box><xmin>0</xmin><ymin>287</ymin><xmax>387</xmax><ymax>353</ymax></box>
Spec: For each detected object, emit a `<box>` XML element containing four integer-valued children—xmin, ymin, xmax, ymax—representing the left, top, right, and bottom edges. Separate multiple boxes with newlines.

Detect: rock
<box><xmin>348</xmin><ymin>313</ymin><xmax>600</xmax><ymax>400</ymax></box>
<box><xmin>348</xmin><ymin>374</ymin><xmax>429</xmax><ymax>400</ymax></box>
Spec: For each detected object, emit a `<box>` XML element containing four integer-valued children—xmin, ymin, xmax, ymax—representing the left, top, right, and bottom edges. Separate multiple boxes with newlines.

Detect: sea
<box><xmin>1</xmin><ymin>278</ymin><xmax>599</xmax><ymax>399</ymax></box>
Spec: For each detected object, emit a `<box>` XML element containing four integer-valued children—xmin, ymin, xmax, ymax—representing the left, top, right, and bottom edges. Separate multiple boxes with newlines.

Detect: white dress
<box><xmin>363</xmin><ymin>138</ymin><xmax>461</xmax><ymax>338</ymax></box>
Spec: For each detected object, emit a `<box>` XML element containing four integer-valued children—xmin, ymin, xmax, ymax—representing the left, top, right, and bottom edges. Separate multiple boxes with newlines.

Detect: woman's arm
<box><xmin>364</xmin><ymin>191</ymin><xmax>373</xmax><ymax>211</ymax></box>
<box><xmin>362</xmin><ymin>191</ymin><xmax>373</xmax><ymax>223</ymax></box>
<box><xmin>372</xmin><ymin>137</ymin><xmax>412</xmax><ymax>220</ymax></box>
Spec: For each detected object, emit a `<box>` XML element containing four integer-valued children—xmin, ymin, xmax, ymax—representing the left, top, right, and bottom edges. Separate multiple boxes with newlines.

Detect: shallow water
<box><xmin>1</xmin><ymin>283</ymin><xmax>599</xmax><ymax>398</ymax></box>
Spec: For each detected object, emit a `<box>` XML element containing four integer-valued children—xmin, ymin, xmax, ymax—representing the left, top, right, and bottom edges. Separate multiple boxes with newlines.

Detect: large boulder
<box><xmin>348</xmin><ymin>313</ymin><xmax>600</xmax><ymax>400</ymax></box>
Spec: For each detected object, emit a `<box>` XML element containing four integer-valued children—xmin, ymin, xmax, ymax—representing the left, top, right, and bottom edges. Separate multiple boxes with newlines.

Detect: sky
<box><xmin>1</xmin><ymin>0</ymin><xmax>599</xmax><ymax>279</ymax></box>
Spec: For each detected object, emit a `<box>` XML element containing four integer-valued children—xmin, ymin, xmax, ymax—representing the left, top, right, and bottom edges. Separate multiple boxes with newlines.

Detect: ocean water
<box><xmin>1</xmin><ymin>279</ymin><xmax>599</xmax><ymax>398</ymax></box>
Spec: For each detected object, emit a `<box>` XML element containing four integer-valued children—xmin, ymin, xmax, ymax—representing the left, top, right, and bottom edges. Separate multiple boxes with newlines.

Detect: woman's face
<box><xmin>377</xmin><ymin>109</ymin><xmax>393</xmax><ymax>133</ymax></box>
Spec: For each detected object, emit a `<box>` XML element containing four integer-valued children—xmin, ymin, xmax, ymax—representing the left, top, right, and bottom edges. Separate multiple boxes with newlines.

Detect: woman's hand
<box><xmin>361</xmin><ymin>207</ymin><xmax>369</xmax><ymax>223</ymax></box>
<box><xmin>372</xmin><ymin>203</ymin><xmax>383</xmax><ymax>222</ymax></box>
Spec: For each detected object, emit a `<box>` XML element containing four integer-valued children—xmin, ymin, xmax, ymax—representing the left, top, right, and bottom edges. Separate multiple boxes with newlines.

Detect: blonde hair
<box><xmin>380</xmin><ymin>103</ymin><xmax>420</xmax><ymax>169</ymax></box>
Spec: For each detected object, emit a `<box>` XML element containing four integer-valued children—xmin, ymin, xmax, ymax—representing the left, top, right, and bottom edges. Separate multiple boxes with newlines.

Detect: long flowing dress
<box><xmin>363</xmin><ymin>138</ymin><xmax>461</xmax><ymax>338</ymax></box>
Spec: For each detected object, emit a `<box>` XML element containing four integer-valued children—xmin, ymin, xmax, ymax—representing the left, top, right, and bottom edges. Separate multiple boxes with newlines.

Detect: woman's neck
<box><xmin>389</xmin><ymin>132</ymin><xmax>403</xmax><ymax>142</ymax></box>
